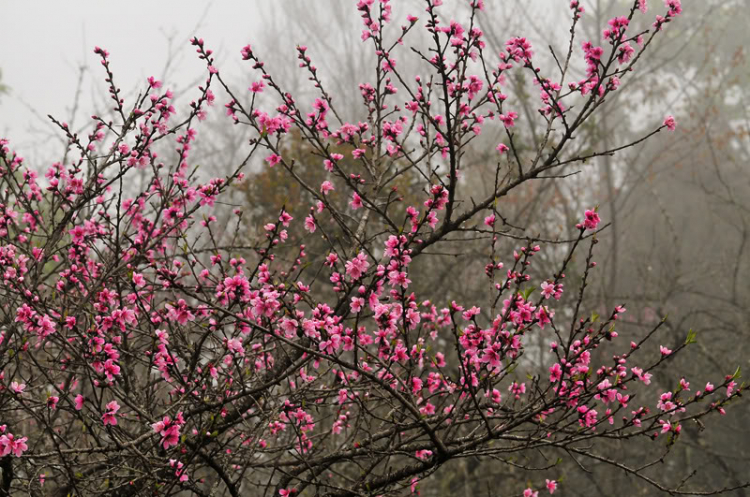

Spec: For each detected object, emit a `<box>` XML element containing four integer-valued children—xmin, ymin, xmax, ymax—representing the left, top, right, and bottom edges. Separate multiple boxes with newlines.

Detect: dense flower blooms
<box><xmin>0</xmin><ymin>3</ymin><xmax>741</xmax><ymax>496</ymax></box>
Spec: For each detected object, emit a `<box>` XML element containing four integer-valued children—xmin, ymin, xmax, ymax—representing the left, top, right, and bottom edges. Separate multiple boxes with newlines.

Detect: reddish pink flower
<box><xmin>102</xmin><ymin>401</ymin><xmax>120</xmax><ymax>426</ymax></box>
<box><xmin>304</xmin><ymin>215</ymin><xmax>316</xmax><ymax>233</ymax></box>
<box><xmin>265</xmin><ymin>154</ymin><xmax>281</xmax><ymax>167</ymax></box>
<box><xmin>581</xmin><ymin>209</ymin><xmax>601</xmax><ymax>230</ymax></box>
<box><xmin>546</xmin><ymin>479</ymin><xmax>557</xmax><ymax>494</ymax></box>
<box><xmin>345</xmin><ymin>253</ymin><xmax>370</xmax><ymax>280</ymax></box>
<box><xmin>320</xmin><ymin>181</ymin><xmax>334</xmax><ymax>195</ymax></box>
<box><xmin>350</xmin><ymin>192</ymin><xmax>363</xmax><ymax>210</ymax></box>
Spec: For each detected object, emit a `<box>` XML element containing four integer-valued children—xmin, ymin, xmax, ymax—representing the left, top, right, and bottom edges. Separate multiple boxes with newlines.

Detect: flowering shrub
<box><xmin>0</xmin><ymin>0</ymin><xmax>743</xmax><ymax>495</ymax></box>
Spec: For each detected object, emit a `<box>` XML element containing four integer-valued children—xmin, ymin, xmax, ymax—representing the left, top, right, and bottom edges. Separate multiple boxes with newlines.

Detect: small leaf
<box><xmin>732</xmin><ymin>366</ymin><xmax>742</xmax><ymax>380</ymax></box>
<box><xmin>520</xmin><ymin>286</ymin><xmax>536</xmax><ymax>301</ymax></box>
<box><xmin>684</xmin><ymin>329</ymin><xmax>697</xmax><ymax>345</ymax></box>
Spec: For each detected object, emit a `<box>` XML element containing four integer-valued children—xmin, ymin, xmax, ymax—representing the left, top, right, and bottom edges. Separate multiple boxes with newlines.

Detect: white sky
<box><xmin>0</xmin><ymin>0</ymin><xmax>568</xmax><ymax>165</ymax></box>
<box><xmin>0</xmin><ymin>1</ymin><xmax>280</xmax><ymax>162</ymax></box>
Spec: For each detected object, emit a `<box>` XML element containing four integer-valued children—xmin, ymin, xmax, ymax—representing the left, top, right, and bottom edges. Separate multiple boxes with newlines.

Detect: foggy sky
<box><xmin>0</xmin><ymin>0</ymin><xmax>565</xmax><ymax>164</ymax></box>
<box><xmin>0</xmin><ymin>1</ymin><xmax>278</xmax><ymax>162</ymax></box>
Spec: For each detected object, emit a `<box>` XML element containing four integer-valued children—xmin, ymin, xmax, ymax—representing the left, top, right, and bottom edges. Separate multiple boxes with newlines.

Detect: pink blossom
<box><xmin>415</xmin><ymin>449</ymin><xmax>432</xmax><ymax>460</ymax></box>
<box><xmin>632</xmin><ymin>367</ymin><xmax>653</xmax><ymax>385</ymax></box>
<box><xmin>304</xmin><ymin>215</ymin><xmax>316</xmax><ymax>233</ymax></box>
<box><xmin>581</xmin><ymin>209</ymin><xmax>601</xmax><ymax>230</ymax></box>
<box><xmin>350</xmin><ymin>192</ymin><xmax>363</xmax><ymax>210</ymax></box>
<box><xmin>350</xmin><ymin>297</ymin><xmax>365</xmax><ymax>313</ymax></box>
<box><xmin>320</xmin><ymin>181</ymin><xmax>334</xmax><ymax>195</ymax></box>
<box><xmin>345</xmin><ymin>253</ymin><xmax>370</xmax><ymax>280</ymax></box>
<box><xmin>549</xmin><ymin>363</ymin><xmax>563</xmax><ymax>383</ymax></box>
<box><xmin>727</xmin><ymin>381</ymin><xmax>737</xmax><ymax>397</ymax></box>
<box><xmin>265</xmin><ymin>154</ymin><xmax>281</xmax><ymax>167</ymax></box>
<box><xmin>546</xmin><ymin>480</ymin><xmax>557</xmax><ymax>494</ymax></box>
<box><xmin>102</xmin><ymin>400</ymin><xmax>120</xmax><ymax>426</ymax></box>
<box><xmin>663</xmin><ymin>115</ymin><xmax>676</xmax><ymax>131</ymax></box>
<box><xmin>665</xmin><ymin>0</ymin><xmax>682</xmax><ymax>16</ymax></box>
<box><xmin>540</xmin><ymin>281</ymin><xmax>555</xmax><ymax>299</ymax></box>
<box><xmin>249</xmin><ymin>81</ymin><xmax>265</xmax><ymax>93</ymax></box>
<box><xmin>152</xmin><ymin>415</ymin><xmax>183</xmax><ymax>449</ymax></box>
<box><xmin>169</xmin><ymin>459</ymin><xmax>189</xmax><ymax>482</ymax></box>
<box><xmin>279</xmin><ymin>211</ymin><xmax>293</xmax><ymax>227</ymax></box>
<box><xmin>0</xmin><ymin>434</ymin><xmax>28</xmax><ymax>457</ymax></box>
<box><xmin>499</xmin><ymin>112</ymin><xmax>518</xmax><ymax>127</ymax></box>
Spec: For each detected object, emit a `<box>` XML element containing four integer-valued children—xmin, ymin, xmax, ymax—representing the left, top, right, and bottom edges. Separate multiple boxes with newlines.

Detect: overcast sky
<box><xmin>0</xmin><ymin>1</ymin><xmax>285</xmax><ymax>162</ymax></box>
<box><xmin>0</xmin><ymin>0</ymin><xmax>566</xmax><ymax>164</ymax></box>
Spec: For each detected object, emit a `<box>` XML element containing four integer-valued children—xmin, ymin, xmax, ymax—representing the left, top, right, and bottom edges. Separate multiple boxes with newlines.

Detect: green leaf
<box><xmin>521</xmin><ymin>286</ymin><xmax>536</xmax><ymax>301</ymax></box>
<box><xmin>684</xmin><ymin>328</ymin><xmax>697</xmax><ymax>345</ymax></box>
<box><xmin>732</xmin><ymin>366</ymin><xmax>741</xmax><ymax>380</ymax></box>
